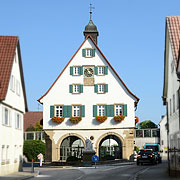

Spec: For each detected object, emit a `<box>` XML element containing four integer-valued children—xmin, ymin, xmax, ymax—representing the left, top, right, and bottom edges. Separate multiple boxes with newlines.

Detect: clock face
<box><xmin>84</xmin><ymin>67</ymin><xmax>94</xmax><ymax>77</ymax></box>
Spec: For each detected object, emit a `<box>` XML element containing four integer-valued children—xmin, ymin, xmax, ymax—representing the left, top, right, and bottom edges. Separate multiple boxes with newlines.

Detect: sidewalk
<box><xmin>136</xmin><ymin>161</ymin><xmax>179</xmax><ymax>180</ymax></box>
<box><xmin>0</xmin><ymin>167</ymin><xmax>39</xmax><ymax>180</ymax></box>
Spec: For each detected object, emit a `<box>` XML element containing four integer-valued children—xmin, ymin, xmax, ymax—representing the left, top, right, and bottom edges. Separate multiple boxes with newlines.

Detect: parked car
<box><xmin>137</xmin><ymin>149</ymin><xmax>156</xmax><ymax>165</ymax></box>
<box><xmin>144</xmin><ymin>144</ymin><xmax>162</xmax><ymax>163</ymax></box>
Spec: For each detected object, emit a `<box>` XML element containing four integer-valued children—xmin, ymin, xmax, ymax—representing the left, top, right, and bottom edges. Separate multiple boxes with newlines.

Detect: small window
<box><xmin>98</xmin><ymin>105</ymin><xmax>106</xmax><ymax>116</ymax></box>
<box><xmin>144</xmin><ymin>129</ymin><xmax>151</xmax><ymax>137</ymax></box>
<box><xmin>98</xmin><ymin>84</ymin><xmax>105</xmax><ymax>93</ymax></box>
<box><xmin>73</xmin><ymin>106</ymin><xmax>80</xmax><ymax>117</ymax></box>
<box><xmin>136</xmin><ymin>130</ymin><xmax>143</xmax><ymax>137</ymax></box>
<box><xmin>55</xmin><ymin>106</ymin><xmax>63</xmax><ymax>117</ymax></box>
<box><xmin>10</xmin><ymin>75</ymin><xmax>15</xmax><ymax>92</ymax></box>
<box><xmin>16</xmin><ymin>113</ymin><xmax>21</xmax><ymax>129</ymax></box>
<box><xmin>2</xmin><ymin>107</ymin><xmax>11</xmax><ymax>126</ymax></box>
<box><xmin>98</xmin><ymin>66</ymin><xmax>105</xmax><ymax>75</ymax></box>
<box><xmin>73</xmin><ymin>85</ymin><xmax>80</xmax><ymax>93</ymax></box>
<box><xmin>73</xmin><ymin>67</ymin><xmax>80</xmax><ymax>75</ymax></box>
<box><xmin>152</xmin><ymin>129</ymin><xmax>160</xmax><ymax>137</ymax></box>
<box><xmin>82</xmin><ymin>49</ymin><xmax>95</xmax><ymax>57</ymax></box>
<box><xmin>16</xmin><ymin>80</ymin><xmax>20</xmax><ymax>96</ymax></box>
<box><xmin>115</xmin><ymin>104</ymin><xmax>123</xmax><ymax>116</ymax></box>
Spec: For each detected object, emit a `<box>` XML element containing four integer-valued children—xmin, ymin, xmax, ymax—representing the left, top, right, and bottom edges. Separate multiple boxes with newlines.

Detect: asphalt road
<box><xmin>29</xmin><ymin>163</ymin><xmax>151</xmax><ymax>180</ymax></box>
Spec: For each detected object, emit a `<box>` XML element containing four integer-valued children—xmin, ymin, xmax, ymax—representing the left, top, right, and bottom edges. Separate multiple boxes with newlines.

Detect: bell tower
<box><xmin>83</xmin><ymin>4</ymin><xmax>99</xmax><ymax>44</ymax></box>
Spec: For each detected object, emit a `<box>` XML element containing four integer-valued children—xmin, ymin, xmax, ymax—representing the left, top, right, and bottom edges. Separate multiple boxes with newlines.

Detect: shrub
<box><xmin>134</xmin><ymin>146</ymin><xmax>140</xmax><ymax>153</ymax></box>
<box><xmin>23</xmin><ymin>140</ymin><xmax>45</xmax><ymax>162</ymax></box>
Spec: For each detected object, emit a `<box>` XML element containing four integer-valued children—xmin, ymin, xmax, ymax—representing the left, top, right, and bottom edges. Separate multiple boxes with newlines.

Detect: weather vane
<box><xmin>89</xmin><ymin>4</ymin><xmax>95</xmax><ymax>20</ymax></box>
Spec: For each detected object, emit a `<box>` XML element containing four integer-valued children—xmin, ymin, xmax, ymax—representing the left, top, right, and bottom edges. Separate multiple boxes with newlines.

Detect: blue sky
<box><xmin>1</xmin><ymin>0</ymin><xmax>180</xmax><ymax>125</ymax></box>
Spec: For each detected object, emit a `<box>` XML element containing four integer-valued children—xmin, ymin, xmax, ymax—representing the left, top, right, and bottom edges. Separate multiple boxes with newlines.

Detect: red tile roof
<box><xmin>24</xmin><ymin>111</ymin><xmax>43</xmax><ymax>131</ymax></box>
<box><xmin>166</xmin><ymin>16</ymin><xmax>180</xmax><ymax>68</ymax></box>
<box><xmin>38</xmin><ymin>35</ymin><xmax>139</xmax><ymax>105</ymax></box>
<box><xmin>0</xmin><ymin>36</ymin><xmax>28</xmax><ymax>111</ymax></box>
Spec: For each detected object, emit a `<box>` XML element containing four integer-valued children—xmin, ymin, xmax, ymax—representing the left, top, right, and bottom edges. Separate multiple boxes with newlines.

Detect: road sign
<box><xmin>92</xmin><ymin>155</ymin><xmax>99</xmax><ymax>162</ymax></box>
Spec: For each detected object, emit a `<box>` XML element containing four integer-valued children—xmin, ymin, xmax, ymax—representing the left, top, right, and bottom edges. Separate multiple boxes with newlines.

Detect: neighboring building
<box><xmin>38</xmin><ymin>14</ymin><xmax>139</xmax><ymax>162</ymax></box>
<box><xmin>24</xmin><ymin>111</ymin><xmax>44</xmax><ymax>142</ymax></box>
<box><xmin>0</xmin><ymin>36</ymin><xmax>28</xmax><ymax>175</ymax></box>
<box><xmin>163</xmin><ymin>16</ymin><xmax>180</xmax><ymax>176</ymax></box>
<box><xmin>134</xmin><ymin>128</ymin><xmax>160</xmax><ymax>149</ymax></box>
<box><xmin>159</xmin><ymin>115</ymin><xmax>168</xmax><ymax>160</ymax></box>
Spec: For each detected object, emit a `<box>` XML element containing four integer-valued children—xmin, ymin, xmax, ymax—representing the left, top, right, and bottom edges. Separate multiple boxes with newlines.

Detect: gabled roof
<box><xmin>38</xmin><ymin>35</ymin><xmax>139</xmax><ymax>105</ymax></box>
<box><xmin>166</xmin><ymin>16</ymin><xmax>180</xmax><ymax>68</ymax></box>
<box><xmin>0</xmin><ymin>36</ymin><xmax>28</xmax><ymax>111</ymax></box>
<box><xmin>24</xmin><ymin>111</ymin><xmax>43</xmax><ymax>131</ymax></box>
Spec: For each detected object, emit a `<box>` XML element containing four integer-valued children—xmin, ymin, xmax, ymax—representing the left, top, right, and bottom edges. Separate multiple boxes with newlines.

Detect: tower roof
<box><xmin>84</xmin><ymin>19</ymin><xmax>99</xmax><ymax>34</ymax></box>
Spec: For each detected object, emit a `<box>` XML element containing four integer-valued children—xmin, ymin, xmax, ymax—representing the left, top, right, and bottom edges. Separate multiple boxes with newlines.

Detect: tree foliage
<box><xmin>138</xmin><ymin>120</ymin><xmax>157</xmax><ymax>129</ymax></box>
<box><xmin>26</xmin><ymin>121</ymin><xmax>43</xmax><ymax>131</ymax></box>
<box><xmin>23</xmin><ymin>140</ymin><xmax>45</xmax><ymax>162</ymax></box>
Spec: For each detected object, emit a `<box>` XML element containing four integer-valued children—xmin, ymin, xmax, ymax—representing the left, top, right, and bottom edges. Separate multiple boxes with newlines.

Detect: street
<box><xmin>28</xmin><ymin>161</ymin><xmax>176</xmax><ymax>180</ymax></box>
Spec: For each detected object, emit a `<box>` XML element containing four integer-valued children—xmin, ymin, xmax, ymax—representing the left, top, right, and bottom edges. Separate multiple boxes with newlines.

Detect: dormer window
<box><xmin>82</xmin><ymin>49</ymin><xmax>95</xmax><ymax>57</ymax></box>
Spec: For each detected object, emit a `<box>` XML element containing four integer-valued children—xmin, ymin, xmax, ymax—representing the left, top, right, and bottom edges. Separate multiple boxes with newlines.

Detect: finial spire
<box><xmin>89</xmin><ymin>3</ymin><xmax>95</xmax><ymax>20</ymax></box>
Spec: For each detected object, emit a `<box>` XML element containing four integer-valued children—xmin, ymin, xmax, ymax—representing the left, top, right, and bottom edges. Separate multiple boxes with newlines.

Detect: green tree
<box><xmin>138</xmin><ymin>120</ymin><xmax>157</xmax><ymax>129</ymax></box>
<box><xmin>34</xmin><ymin>121</ymin><xmax>43</xmax><ymax>131</ymax></box>
<box><xmin>26</xmin><ymin>124</ymin><xmax>35</xmax><ymax>131</ymax></box>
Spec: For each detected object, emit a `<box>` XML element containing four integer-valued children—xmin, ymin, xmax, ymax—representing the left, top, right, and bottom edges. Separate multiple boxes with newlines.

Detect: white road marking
<box><xmin>37</xmin><ymin>174</ymin><xmax>51</xmax><ymax>177</ymax></box>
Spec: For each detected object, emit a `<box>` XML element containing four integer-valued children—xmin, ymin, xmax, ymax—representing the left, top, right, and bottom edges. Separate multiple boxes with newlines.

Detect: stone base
<box><xmin>83</xmin><ymin>151</ymin><xmax>95</xmax><ymax>166</ymax></box>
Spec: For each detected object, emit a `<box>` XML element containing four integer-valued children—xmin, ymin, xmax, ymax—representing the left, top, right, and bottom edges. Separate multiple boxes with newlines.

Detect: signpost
<box><xmin>92</xmin><ymin>155</ymin><xmax>99</xmax><ymax>169</ymax></box>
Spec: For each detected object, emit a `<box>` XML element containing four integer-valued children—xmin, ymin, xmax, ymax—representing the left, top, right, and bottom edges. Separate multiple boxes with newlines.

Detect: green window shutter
<box><xmin>80</xmin><ymin>66</ymin><xmax>83</xmax><ymax>75</ymax></box>
<box><xmin>64</xmin><ymin>105</ymin><xmax>72</xmax><ymax>117</ymax></box>
<box><xmin>106</xmin><ymin>105</ymin><xmax>114</xmax><ymax>117</ymax></box>
<box><xmin>69</xmin><ymin>85</ymin><xmax>73</xmax><ymax>93</ymax></box>
<box><xmin>105</xmin><ymin>84</ymin><xmax>108</xmax><ymax>93</ymax></box>
<box><xmin>82</xmin><ymin>49</ymin><xmax>86</xmax><ymax>57</ymax></box>
<box><xmin>93</xmin><ymin>105</ymin><xmax>97</xmax><ymax>117</ymax></box>
<box><xmin>81</xmin><ymin>105</ymin><xmax>85</xmax><ymax>117</ymax></box>
<box><xmin>123</xmin><ymin>104</ymin><xmax>127</xmax><ymax>116</ymax></box>
<box><xmin>80</xmin><ymin>84</ymin><xmax>83</xmax><ymax>93</ymax></box>
<box><xmin>92</xmin><ymin>49</ymin><xmax>95</xmax><ymax>57</ymax></box>
<box><xmin>50</xmin><ymin>106</ymin><xmax>54</xmax><ymax>118</ymax></box>
<box><xmin>94</xmin><ymin>84</ymin><xmax>98</xmax><ymax>93</ymax></box>
<box><xmin>70</xmin><ymin>67</ymin><xmax>73</xmax><ymax>75</ymax></box>
<box><xmin>105</xmin><ymin>66</ymin><xmax>108</xmax><ymax>75</ymax></box>
<box><xmin>94</xmin><ymin>66</ymin><xmax>98</xmax><ymax>75</ymax></box>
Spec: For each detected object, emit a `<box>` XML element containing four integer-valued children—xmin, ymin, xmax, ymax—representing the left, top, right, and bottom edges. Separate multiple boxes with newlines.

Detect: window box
<box><xmin>114</xmin><ymin>115</ymin><xmax>125</xmax><ymax>122</ymax></box>
<box><xmin>69</xmin><ymin>116</ymin><xmax>82</xmax><ymax>123</ymax></box>
<box><xmin>52</xmin><ymin>116</ymin><xmax>65</xmax><ymax>123</ymax></box>
<box><xmin>135</xmin><ymin>116</ymin><xmax>139</xmax><ymax>124</ymax></box>
<box><xmin>96</xmin><ymin>116</ymin><xmax>107</xmax><ymax>123</ymax></box>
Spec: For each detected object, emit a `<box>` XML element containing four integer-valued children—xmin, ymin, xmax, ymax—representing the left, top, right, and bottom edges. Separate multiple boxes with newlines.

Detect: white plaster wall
<box><xmin>167</xmin><ymin>42</ymin><xmax>180</xmax><ymax>136</ymax></box>
<box><xmin>4</xmin><ymin>48</ymin><xmax>26</xmax><ymax>112</ymax></box>
<box><xmin>159</xmin><ymin>115</ymin><xmax>168</xmax><ymax>160</ymax></box>
<box><xmin>41</xmin><ymin>39</ymin><xmax>137</xmax><ymax>130</ymax></box>
<box><xmin>0</xmin><ymin>47</ymin><xmax>25</xmax><ymax>175</ymax></box>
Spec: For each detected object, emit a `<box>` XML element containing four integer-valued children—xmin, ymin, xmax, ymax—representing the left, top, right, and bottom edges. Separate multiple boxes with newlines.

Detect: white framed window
<box><xmin>98</xmin><ymin>105</ymin><xmax>106</xmax><ymax>116</ymax></box>
<box><xmin>98</xmin><ymin>66</ymin><xmax>105</xmax><ymax>75</ymax></box>
<box><xmin>16</xmin><ymin>80</ymin><xmax>20</xmax><ymax>96</ymax></box>
<box><xmin>115</xmin><ymin>104</ymin><xmax>123</xmax><ymax>116</ymax></box>
<box><xmin>86</xmin><ymin>49</ymin><xmax>93</xmax><ymax>57</ymax></box>
<box><xmin>73</xmin><ymin>84</ymin><xmax>80</xmax><ymax>93</ymax></box>
<box><xmin>73</xmin><ymin>105</ymin><xmax>80</xmax><ymax>117</ymax></box>
<box><xmin>15</xmin><ymin>113</ymin><xmax>21</xmax><ymax>129</ymax></box>
<box><xmin>55</xmin><ymin>105</ymin><xmax>63</xmax><ymax>117</ymax></box>
<box><xmin>73</xmin><ymin>67</ymin><xmax>80</xmax><ymax>75</ymax></box>
<box><xmin>2</xmin><ymin>107</ymin><xmax>11</xmax><ymax>126</ymax></box>
<box><xmin>98</xmin><ymin>84</ymin><xmax>105</xmax><ymax>93</ymax></box>
<box><xmin>10</xmin><ymin>75</ymin><xmax>15</xmax><ymax>92</ymax></box>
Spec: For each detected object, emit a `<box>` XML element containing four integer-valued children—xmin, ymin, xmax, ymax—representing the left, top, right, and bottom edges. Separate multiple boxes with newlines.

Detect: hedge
<box><xmin>23</xmin><ymin>140</ymin><xmax>45</xmax><ymax>162</ymax></box>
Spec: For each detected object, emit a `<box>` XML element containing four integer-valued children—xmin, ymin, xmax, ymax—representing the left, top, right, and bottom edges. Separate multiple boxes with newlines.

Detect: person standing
<box><xmin>37</xmin><ymin>153</ymin><xmax>43</xmax><ymax>167</ymax></box>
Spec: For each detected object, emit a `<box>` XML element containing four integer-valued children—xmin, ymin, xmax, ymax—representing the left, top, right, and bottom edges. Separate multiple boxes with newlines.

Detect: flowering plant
<box><xmin>69</xmin><ymin>117</ymin><xmax>82</xmax><ymax>123</ymax></box>
<box><xmin>52</xmin><ymin>116</ymin><xmax>65</xmax><ymax>123</ymax></box>
<box><xmin>114</xmin><ymin>115</ymin><xmax>125</xmax><ymax>122</ymax></box>
<box><xmin>135</xmin><ymin>116</ymin><xmax>139</xmax><ymax>124</ymax></box>
<box><xmin>96</xmin><ymin>116</ymin><xmax>107</xmax><ymax>123</ymax></box>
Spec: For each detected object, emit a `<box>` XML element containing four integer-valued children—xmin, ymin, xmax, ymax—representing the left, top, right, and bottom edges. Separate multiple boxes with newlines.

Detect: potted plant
<box><xmin>52</xmin><ymin>116</ymin><xmax>65</xmax><ymax>123</ymax></box>
<box><xmin>96</xmin><ymin>116</ymin><xmax>107</xmax><ymax>123</ymax></box>
<box><xmin>114</xmin><ymin>115</ymin><xmax>125</xmax><ymax>122</ymax></box>
<box><xmin>69</xmin><ymin>117</ymin><xmax>82</xmax><ymax>123</ymax></box>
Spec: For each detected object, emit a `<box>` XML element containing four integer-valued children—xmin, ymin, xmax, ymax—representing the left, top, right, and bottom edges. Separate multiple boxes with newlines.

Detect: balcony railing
<box><xmin>24</xmin><ymin>131</ymin><xmax>45</xmax><ymax>142</ymax></box>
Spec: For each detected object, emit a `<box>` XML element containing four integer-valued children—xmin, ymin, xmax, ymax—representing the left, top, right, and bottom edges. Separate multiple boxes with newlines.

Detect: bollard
<box><xmin>31</xmin><ymin>159</ymin><xmax>34</xmax><ymax>173</ymax></box>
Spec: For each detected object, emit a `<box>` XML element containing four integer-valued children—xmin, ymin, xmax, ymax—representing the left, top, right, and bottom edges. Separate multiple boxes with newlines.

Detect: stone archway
<box><xmin>95</xmin><ymin>132</ymin><xmax>124</xmax><ymax>160</ymax></box>
<box><xmin>57</xmin><ymin>134</ymin><xmax>85</xmax><ymax>161</ymax></box>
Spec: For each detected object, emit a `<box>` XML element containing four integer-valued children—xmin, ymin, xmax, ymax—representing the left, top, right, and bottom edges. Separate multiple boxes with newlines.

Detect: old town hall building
<box><xmin>38</xmin><ymin>13</ymin><xmax>139</xmax><ymax>162</ymax></box>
